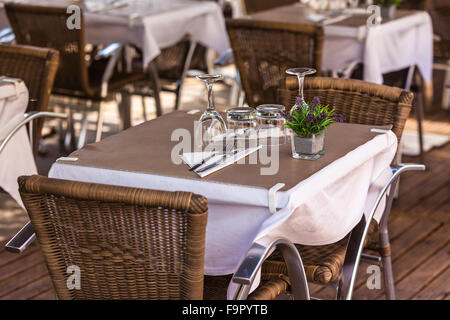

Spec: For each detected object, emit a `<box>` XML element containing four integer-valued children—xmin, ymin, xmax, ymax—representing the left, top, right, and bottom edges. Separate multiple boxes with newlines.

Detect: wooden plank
<box><xmin>0</xmin><ymin>242</ymin><xmax>40</xmax><ymax>269</ymax></box>
<box><xmin>0</xmin><ymin>249</ymin><xmax>45</xmax><ymax>283</ymax></box>
<box><xmin>352</xmin><ymin>218</ymin><xmax>443</xmax><ymax>299</ymax></box>
<box><xmin>31</xmin><ymin>288</ymin><xmax>56</xmax><ymax>300</ymax></box>
<box><xmin>393</xmin><ymin>162</ymin><xmax>450</xmax><ymax>213</ymax></box>
<box><xmin>2</xmin><ymin>274</ymin><xmax>53</xmax><ymax>300</ymax></box>
<box><xmin>412</xmin><ymin>267</ymin><xmax>450</xmax><ymax>300</ymax></box>
<box><xmin>0</xmin><ymin>262</ymin><xmax>49</xmax><ymax>298</ymax></box>
<box><xmin>392</xmin><ymin>243</ymin><xmax>450</xmax><ymax>300</ymax></box>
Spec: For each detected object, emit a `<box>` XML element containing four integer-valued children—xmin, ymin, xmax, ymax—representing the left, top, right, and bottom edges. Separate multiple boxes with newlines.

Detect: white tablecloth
<box><xmin>0</xmin><ymin>80</ymin><xmax>36</xmax><ymax>207</ymax></box>
<box><xmin>49</xmin><ymin>128</ymin><xmax>397</xmax><ymax>275</ymax></box>
<box><xmin>0</xmin><ymin>0</ymin><xmax>230</xmax><ymax>67</ymax></box>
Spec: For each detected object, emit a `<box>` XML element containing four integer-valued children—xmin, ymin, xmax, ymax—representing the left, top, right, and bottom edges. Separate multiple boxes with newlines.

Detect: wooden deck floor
<box><xmin>0</xmin><ymin>123</ymin><xmax>448</xmax><ymax>300</ymax></box>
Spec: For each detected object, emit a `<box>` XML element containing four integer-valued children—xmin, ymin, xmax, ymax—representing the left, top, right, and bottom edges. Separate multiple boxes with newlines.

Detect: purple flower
<box><xmin>305</xmin><ymin>113</ymin><xmax>315</xmax><ymax>123</ymax></box>
<box><xmin>333</xmin><ymin>114</ymin><xmax>346</xmax><ymax>123</ymax></box>
<box><xmin>280</xmin><ymin>110</ymin><xmax>294</xmax><ymax>122</ymax></box>
<box><xmin>311</xmin><ymin>96</ymin><xmax>321</xmax><ymax>110</ymax></box>
<box><xmin>295</xmin><ymin>95</ymin><xmax>305</xmax><ymax>106</ymax></box>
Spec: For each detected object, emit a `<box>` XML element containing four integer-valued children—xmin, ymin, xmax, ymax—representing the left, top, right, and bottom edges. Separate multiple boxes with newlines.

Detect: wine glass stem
<box><xmin>206</xmin><ymin>81</ymin><xmax>214</xmax><ymax>112</ymax></box>
<box><xmin>297</xmin><ymin>74</ymin><xmax>305</xmax><ymax>106</ymax></box>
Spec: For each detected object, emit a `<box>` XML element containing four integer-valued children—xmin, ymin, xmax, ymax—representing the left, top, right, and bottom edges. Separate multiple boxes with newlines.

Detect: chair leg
<box><xmin>141</xmin><ymin>96</ymin><xmax>147</xmax><ymax>121</ymax></box>
<box><xmin>174</xmin><ymin>82</ymin><xmax>182</xmax><ymax>111</ymax></box>
<box><xmin>95</xmin><ymin>103</ymin><xmax>104</xmax><ymax>142</ymax></box>
<box><xmin>379</xmin><ymin>230</ymin><xmax>396</xmax><ymax>300</ymax></box>
<box><xmin>118</xmin><ymin>90</ymin><xmax>132</xmax><ymax>130</ymax></box>
<box><xmin>77</xmin><ymin>108</ymin><xmax>88</xmax><ymax>150</ymax></box>
<box><xmin>147</xmin><ymin>61</ymin><xmax>162</xmax><ymax>116</ymax></box>
<box><xmin>416</xmin><ymin>98</ymin><xmax>425</xmax><ymax>162</ymax></box>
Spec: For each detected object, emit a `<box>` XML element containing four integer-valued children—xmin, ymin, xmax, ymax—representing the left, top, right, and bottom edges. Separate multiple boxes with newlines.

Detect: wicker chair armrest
<box><xmin>247</xmin><ymin>274</ymin><xmax>291</xmax><ymax>300</ymax></box>
<box><xmin>0</xmin><ymin>111</ymin><xmax>67</xmax><ymax>154</ymax></box>
<box><xmin>232</xmin><ymin>236</ymin><xmax>309</xmax><ymax>300</ymax></box>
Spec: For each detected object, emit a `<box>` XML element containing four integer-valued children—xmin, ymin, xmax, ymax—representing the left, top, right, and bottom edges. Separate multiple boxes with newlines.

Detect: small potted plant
<box><xmin>377</xmin><ymin>0</ymin><xmax>402</xmax><ymax>21</ymax></box>
<box><xmin>282</xmin><ymin>96</ymin><xmax>345</xmax><ymax>160</ymax></box>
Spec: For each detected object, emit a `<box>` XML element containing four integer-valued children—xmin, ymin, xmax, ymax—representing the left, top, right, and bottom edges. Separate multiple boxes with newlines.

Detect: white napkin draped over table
<box><xmin>0</xmin><ymin>80</ymin><xmax>36</xmax><ymax>208</ymax></box>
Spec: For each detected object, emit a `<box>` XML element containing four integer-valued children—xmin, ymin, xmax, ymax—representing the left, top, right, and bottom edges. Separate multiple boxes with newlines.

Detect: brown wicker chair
<box><xmin>0</xmin><ymin>44</ymin><xmax>59</xmax><ymax>154</ymax></box>
<box><xmin>17</xmin><ymin>175</ymin><xmax>292</xmax><ymax>300</ymax></box>
<box><xmin>5</xmin><ymin>3</ymin><xmax>161</xmax><ymax>147</ymax></box>
<box><xmin>226</xmin><ymin>19</ymin><xmax>323</xmax><ymax>107</ymax></box>
<box><xmin>242</xmin><ymin>0</ymin><xmax>298</xmax><ymax>15</ymax></box>
<box><xmin>268</xmin><ymin>77</ymin><xmax>415</xmax><ymax>299</ymax></box>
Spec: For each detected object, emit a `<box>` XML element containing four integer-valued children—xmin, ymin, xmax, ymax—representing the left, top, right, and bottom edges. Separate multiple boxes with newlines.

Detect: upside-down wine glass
<box><xmin>196</xmin><ymin>74</ymin><xmax>227</xmax><ymax>148</ymax></box>
<box><xmin>286</xmin><ymin>67</ymin><xmax>316</xmax><ymax>114</ymax></box>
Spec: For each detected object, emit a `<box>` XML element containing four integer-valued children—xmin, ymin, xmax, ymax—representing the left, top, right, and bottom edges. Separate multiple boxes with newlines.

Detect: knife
<box><xmin>195</xmin><ymin>149</ymin><xmax>240</xmax><ymax>174</ymax></box>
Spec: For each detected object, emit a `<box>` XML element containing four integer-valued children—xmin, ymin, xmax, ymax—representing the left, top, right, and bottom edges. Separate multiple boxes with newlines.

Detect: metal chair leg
<box><xmin>95</xmin><ymin>103</ymin><xmax>104</xmax><ymax>142</ymax></box>
<box><xmin>141</xmin><ymin>96</ymin><xmax>147</xmax><ymax>121</ymax></box>
<box><xmin>77</xmin><ymin>108</ymin><xmax>88</xmax><ymax>150</ymax></box>
<box><xmin>382</xmin><ymin>254</ymin><xmax>396</xmax><ymax>300</ymax></box>
<box><xmin>174</xmin><ymin>82</ymin><xmax>182</xmax><ymax>111</ymax></box>
<box><xmin>379</xmin><ymin>227</ymin><xmax>396</xmax><ymax>299</ymax></box>
<box><xmin>416</xmin><ymin>98</ymin><xmax>425</xmax><ymax>162</ymax></box>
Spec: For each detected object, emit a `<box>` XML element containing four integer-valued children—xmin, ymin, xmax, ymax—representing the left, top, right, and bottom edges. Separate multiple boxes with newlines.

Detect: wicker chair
<box><xmin>269</xmin><ymin>77</ymin><xmax>416</xmax><ymax>299</ymax></box>
<box><xmin>16</xmin><ymin>175</ymin><xmax>293</xmax><ymax>300</ymax></box>
<box><xmin>226</xmin><ymin>19</ymin><xmax>323</xmax><ymax>108</ymax></box>
<box><xmin>242</xmin><ymin>0</ymin><xmax>298</xmax><ymax>15</ymax></box>
<box><xmin>0</xmin><ymin>44</ymin><xmax>59</xmax><ymax>154</ymax></box>
<box><xmin>5</xmin><ymin>3</ymin><xmax>161</xmax><ymax>148</ymax></box>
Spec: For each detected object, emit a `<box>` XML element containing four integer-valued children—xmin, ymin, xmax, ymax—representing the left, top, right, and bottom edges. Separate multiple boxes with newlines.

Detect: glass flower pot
<box><xmin>291</xmin><ymin>131</ymin><xmax>325</xmax><ymax>160</ymax></box>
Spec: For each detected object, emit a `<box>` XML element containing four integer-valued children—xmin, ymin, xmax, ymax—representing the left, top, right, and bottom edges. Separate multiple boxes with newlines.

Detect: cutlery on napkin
<box><xmin>180</xmin><ymin>146</ymin><xmax>262</xmax><ymax>178</ymax></box>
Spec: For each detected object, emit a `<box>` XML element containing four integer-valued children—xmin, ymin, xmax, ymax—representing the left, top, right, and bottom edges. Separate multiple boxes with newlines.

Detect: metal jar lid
<box><xmin>226</xmin><ymin>107</ymin><xmax>256</xmax><ymax>121</ymax></box>
<box><xmin>256</xmin><ymin>104</ymin><xmax>285</xmax><ymax>118</ymax></box>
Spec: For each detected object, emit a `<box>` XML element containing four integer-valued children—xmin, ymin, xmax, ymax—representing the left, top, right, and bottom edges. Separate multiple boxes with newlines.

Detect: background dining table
<box><xmin>245</xmin><ymin>3</ymin><xmax>433</xmax><ymax>86</ymax></box>
<box><xmin>0</xmin><ymin>0</ymin><xmax>230</xmax><ymax>68</ymax></box>
<box><xmin>49</xmin><ymin>110</ymin><xmax>397</xmax><ymax>278</ymax></box>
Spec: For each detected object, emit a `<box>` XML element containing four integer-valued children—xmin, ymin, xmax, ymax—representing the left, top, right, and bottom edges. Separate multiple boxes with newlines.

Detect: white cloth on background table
<box><xmin>0</xmin><ymin>80</ymin><xmax>36</xmax><ymax>208</ymax></box>
<box><xmin>0</xmin><ymin>0</ymin><xmax>230</xmax><ymax>68</ymax></box>
<box><xmin>322</xmin><ymin>11</ymin><xmax>433</xmax><ymax>84</ymax></box>
<box><xmin>362</xmin><ymin>11</ymin><xmax>433</xmax><ymax>84</ymax></box>
<box><xmin>227</xmin><ymin>1</ymin><xmax>433</xmax><ymax>84</ymax></box>
<box><xmin>49</xmin><ymin>130</ymin><xmax>397</xmax><ymax>275</ymax></box>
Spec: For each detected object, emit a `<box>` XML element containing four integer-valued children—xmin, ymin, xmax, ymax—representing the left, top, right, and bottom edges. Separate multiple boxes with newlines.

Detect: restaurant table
<box><xmin>49</xmin><ymin>110</ymin><xmax>397</xmax><ymax>277</ymax></box>
<box><xmin>0</xmin><ymin>0</ymin><xmax>230</xmax><ymax>68</ymax></box>
<box><xmin>245</xmin><ymin>4</ymin><xmax>433</xmax><ymax>85</ymax></box>
<box><xmin>0</xmin><ymin>78</ymin><xmax>36</xmax><ymax>207</ymax></box>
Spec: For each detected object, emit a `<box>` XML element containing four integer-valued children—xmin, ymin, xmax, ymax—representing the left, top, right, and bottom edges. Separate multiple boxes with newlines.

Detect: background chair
<box><xmin>0</xmin><ymin>44</ymin><xmax>59</xmax><ymax>154</ymax></box>
<box><xmin>227</xmin><ymin>19</ymin><xmax>323</xmax><ymax>107</ymax></box>
<box><xmin>5</xmin><ymin>3</ymin><xmax>161</xmax><ymax>149</ymax></box>
<box><xmin>274</xmin><ymin>77</ymin><xmax>418</xmax><ymax>299</ymax></box>
<box><xmin>241</xmin><ymin>0</ymin><xmax>298</xmax><ymax>15</ymax></box>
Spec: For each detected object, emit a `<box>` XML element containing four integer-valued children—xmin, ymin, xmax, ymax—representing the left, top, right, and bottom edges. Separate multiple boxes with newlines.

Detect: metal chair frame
<box><xmin>231</xmin><ymin>163</ymin><xmax>425</xmax><ymax>300</ymax></box>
